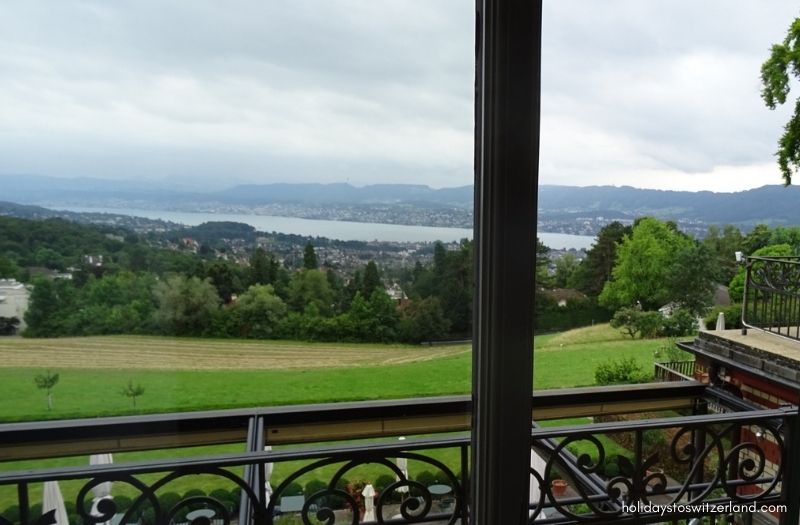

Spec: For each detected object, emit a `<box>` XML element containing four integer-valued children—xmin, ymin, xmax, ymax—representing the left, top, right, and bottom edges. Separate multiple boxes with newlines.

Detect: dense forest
<box><xmin>0</xmin><ymin>216</ymin><xmax>468</xmax><ymax>343</ymax></box>
<box><xmin>4</xmin><ymin>213</ymin><xmax>800</xmax><ymax>342</ymax></box>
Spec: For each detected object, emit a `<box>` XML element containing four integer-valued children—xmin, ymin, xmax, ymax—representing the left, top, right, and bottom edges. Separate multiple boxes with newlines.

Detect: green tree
<box><xmin>553</xmin><ymin>253</ymin><xmax>580</xmax><ymax>288</ymax></box>
<box><xmin>228</xmin><ymin>284</ymin><xmax>288</xmax><ymax>338</ymax></box>
<box><xmin>702</xmin><ymin>224</ymin><xmax>744</xmax><ymax>284</ymax></box>
<box><xmin>535</xmin><ymin>238</ymin><xmax>551</xmax><ymax>288</ymax></box>
<box><xmin>24</xmin><ymin>278</ymin><xmax>78</xmax><ymax>337</ymax></box>
<box><xmin>153</xmin><ymin>275</ymin><xmax>221</xmax><ymax>336</ymax></box>
<box><xmin>303</xmin><ymin>243</ymin><xmax>319</xmax><ymax>270</ymax></box>
<box><xmin>362</xmin><ymin>261</ymin><xmax>383</xmax><ymax>298</ymax></box>
<box><xmin>743</xmin><ymin>224</ymin><xmax>772</xmax><ymax>255</ymax></box>
<box><xmin>287</xmin><ymin>269</ymin><xmax>334</xmax><ymax>315</ymax></box>
<box><xmin>729</xmin><ymin>244</ymin><xmax>795</xmax><ymax>302</ymax></box>
<box><xmin>0</xmin><ymin>255</ymin><xmax>20</xmax><ymax>279</ymax></box>
<box><xmin>399</xmin><ymin>297</ymin><xmax>451</xmax><ymax>343</ymax></box>
<box><xmin>572</xmin><ymin>222</ymin><xmax>632</xmax><ymax>296</ymax></box>
<box><xmin>599</xmin><ymin>218</ymin><xmax>693</xmax><ymax>310</ymax></box>
<box><xmin>248</xmin><ymin>248</ymin><xmax>273</xmax><ymax>286</ymax></box>
<box><xmin>34</xmin><ymin>370</ymin><xmax>59</xmax><ymax>410</ymax></box>
<box><xmin>664</xmin><ymin>244</ymin><xmax>717</xmax><ymax>316</ymax></box>
<box><xmin>205</xmin><ymin>260</ymin><xmax>244</xmax><ymax>303</ymax></box>
<box><xmin>761</xmin><ymin>17</ymin><xmax>800</xmax><ymax>184</ymax></box>
<box><xmin>121</xmin><ymin>380</ymin><xmax>146</xmax><ymax>409</ymax></box>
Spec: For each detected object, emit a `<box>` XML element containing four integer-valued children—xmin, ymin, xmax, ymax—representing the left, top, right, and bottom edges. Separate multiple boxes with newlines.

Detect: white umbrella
<box><xmin>42</xmin><ymin>481</ymin><xmax>69</xmax><ymax>525</ymax></box>
<box><xmin>89</xmin><ymin>454</ymin><xmax>114</xmax><ymax>525</ymax></box>
<box><xmin>396</xmin><ymin>437</ymin><xmax>409</xmax><ymax>494</ymax></box>
<box><xmin>529</xmin><ymin>449</ymin><xmax>547</xmax><ymax>519</ymax></box>
<box><xmin>361</xmin><ymin>484</ymin><xmax>376</xmax><ymax>522</ymax></box>
<box><xmin>715</xmin><ymin>312</ymin><xmax>726</xmax><ymax>331</ymax></box>
<box><xmin>264</xmin><ymin>446</ymin><xmax>274</xmax><ymax>506</ymax></box>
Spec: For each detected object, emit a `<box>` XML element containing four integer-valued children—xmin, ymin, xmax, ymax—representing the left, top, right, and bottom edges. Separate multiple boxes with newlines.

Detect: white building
<box><xmin>0</xmin><ymin>279</ymin><xmax>30</xmax><ymax>334</ymax></box>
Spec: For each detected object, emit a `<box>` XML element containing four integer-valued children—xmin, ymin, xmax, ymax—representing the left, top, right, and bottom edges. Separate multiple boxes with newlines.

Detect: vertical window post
<box><xmin>472</xmin><ymin>0</ymin><xmax>542</xmax><ymax>523</ymax></box>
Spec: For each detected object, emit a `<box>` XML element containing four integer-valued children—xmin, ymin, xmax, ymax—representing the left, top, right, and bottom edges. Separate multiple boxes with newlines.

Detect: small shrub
<box><xmin>283</xmin><ymin>481</ymin><xmax>304</xmax><ymax>496</ymax></box>
<box><xmin>158</xmin><ymin>492</ymin><xmax>181</xmax><ymax>512</ymax></box>
<box><xmin>114</xmin><ymin>495</ymin><xmax>133</xmax><ymax>510</ymax></box>
<box><xmin>182</xmin><ymin>489</ymin><xmax>205</xmax><ymax>500</ymax></box>
<box><xmin>373</xmin><ymin>474</ymin><xmax>396</xmax><ymax>493</ymax></box>
<box><xmin>704</xmin><ymin>304</ymin><xmax>743</xmax><ymax>330</ymax></box>
<box><xmin>595</xmin><ymin>357</ymin><xmax>648</xmax><ymax>385</ymax></box>
<box><xmin>660</xmin><ymin>308</ymin><xmax>696</xmax><ymax>337</ymax></box>
<box><xmin>414</xmin><ymin>470</ymin><xmax>436</xmax><ymax>487</ymax></box>
<box><xmin>2</xmin><ymin>506</ymin><xmax>20</xmax><ymax>524</ymax></box>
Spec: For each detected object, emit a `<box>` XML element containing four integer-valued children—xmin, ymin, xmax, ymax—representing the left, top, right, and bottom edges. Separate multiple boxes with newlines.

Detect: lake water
<box><xmin>58</xmin><ymin>206</ymin><xmax>596</xmax><ymax>249</ymax></box>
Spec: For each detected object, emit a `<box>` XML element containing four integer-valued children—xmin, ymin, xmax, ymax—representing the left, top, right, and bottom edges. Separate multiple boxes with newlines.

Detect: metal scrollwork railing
<box><xmin>742</xmin><ymin>255</ymin><xmax>800</xmax><ymax>342</ymax></box>
<box><xmin>0</xmin><ymin>438</ymin><xmax>470</xmax><ymax>525</ymax></box>
<box><xmin>528</xmin><ymin>408</ymin><xmax>793</xmax><ymax>524</ymax></box>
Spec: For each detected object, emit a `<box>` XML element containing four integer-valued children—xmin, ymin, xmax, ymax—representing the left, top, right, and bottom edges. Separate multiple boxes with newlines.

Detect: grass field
<box><xmin>0</xmin><ymin>324</ymin><xmax>681</xmax><ymax>514</ymax></box>
<box><xmin>0</xmin><ymin>326</ymin><xmax>668</xmax><ymax>422</ymax></box>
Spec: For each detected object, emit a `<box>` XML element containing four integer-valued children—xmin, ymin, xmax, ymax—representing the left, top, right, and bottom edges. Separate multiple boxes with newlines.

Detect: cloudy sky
<box><xmin>0</xmin><ymin>1</ymin><xmax>797</xmax><ymax>192</ymax></box>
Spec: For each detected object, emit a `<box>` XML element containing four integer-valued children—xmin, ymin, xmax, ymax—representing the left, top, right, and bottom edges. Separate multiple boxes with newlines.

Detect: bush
<box><xmin>283</xmin><ymin>481</ymin><xmax>304</xmax><ymax>496</ymax></box>
<box><xmin>113</xmin><ymin>495</ymin><xmax>133</xmax><ymax>515</ymax></box>
<box><xmin>660</xmin><ymin>308</ymin><xmax>696</xmax><ymax>337</ymax></box>
<box><xmin>2</xmin><ymin>506</ymin><xmax>19</xmax><ymax>524</ymax></box>
<box><xmin>704</xmin><ymin>304</ymin><xmax>743</xmax><ymax>330</ymax></box>
<box><xmin>414</xmin><ymin>470</ymin><xmax>436</xmax><ymax>487</ymax></box>
<box><xmin>181</xmin><ymin>489</ymin><xmax>205</xmax><ymax>500</ymax></box>
<box><xmin>595</xmin><ymin>357</ymin><xmax>649</xmax><ymax>385</ymax></box>
<box><xmin>373</xmin><ymin>474</ymin><xmax>397</xmax><ymax>494</ymax></box>
<box><xmin>209</xmin><ymin>488</ymin><xmax>236</xmax><ymax>513</ymax></box>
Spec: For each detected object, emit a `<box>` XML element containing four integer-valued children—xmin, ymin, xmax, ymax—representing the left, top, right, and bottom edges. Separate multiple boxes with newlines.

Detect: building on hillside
<box><xmin>0</xmin><ymin>279</ymin><xmax>30</xmax><ymax>334</ymax></box>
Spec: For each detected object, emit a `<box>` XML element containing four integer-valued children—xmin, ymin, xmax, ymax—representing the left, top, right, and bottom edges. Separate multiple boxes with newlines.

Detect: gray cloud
<box><xmin>0</xmin><ymin>1</ymin><xmax>797</xmax><ymax>191</ymax></box>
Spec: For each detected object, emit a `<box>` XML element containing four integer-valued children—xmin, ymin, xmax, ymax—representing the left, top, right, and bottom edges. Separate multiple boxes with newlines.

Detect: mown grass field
<box><xmin>0</xmin><ymin>326</ymin><xmax>666</xmax><ymax>421</ymax></box>
<box><xmin>0</xmin><ymin>325</ymin><xmax>682</xmax><ymax>513</ymax></box>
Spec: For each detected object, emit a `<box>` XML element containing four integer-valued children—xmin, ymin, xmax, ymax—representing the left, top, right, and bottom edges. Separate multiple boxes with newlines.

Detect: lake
<box><xmin>57</xmin><ymin>206</ymin><xmax>596</xmax><ymax>249</ymax></box>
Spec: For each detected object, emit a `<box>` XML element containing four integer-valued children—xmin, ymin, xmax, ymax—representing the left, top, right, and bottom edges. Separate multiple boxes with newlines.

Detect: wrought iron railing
<box><xmin>654</xmin><ymin>361</ymin><xmax>695</xmax><ymax>382</ymax></box>
<box><xmin>528</xmin><ymin>407</ymin><xmax>796</xmax><ymax>524</ymax></box>
<box><xmin>0</xmin><ymin>385</ymin><xmax>796</xmax><ymax>525</ymax></box>
<box><xmin>742</xmin><ymin>255</ymin><xmax>800</xmax><ymax>342</ymax></box>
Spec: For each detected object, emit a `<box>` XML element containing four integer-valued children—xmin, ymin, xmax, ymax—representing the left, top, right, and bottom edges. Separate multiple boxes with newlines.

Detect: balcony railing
<box><xmin>0</xmin><ymin>382</ymin><xmax>796</xmax><ymax>525</ymax></box>
<box><xmin>653</xmin><ymin>361</ymin><xmax>695</xmax><ymax>382</ymax></box>
<box><xmin>742</xmin><ymin>255</ymin><xmax>800</xmax><ymax>342</ymax></box>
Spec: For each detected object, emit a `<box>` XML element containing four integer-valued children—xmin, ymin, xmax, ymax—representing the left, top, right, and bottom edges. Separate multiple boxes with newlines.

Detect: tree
<box><xmin>362</xmin><ymin>261</ymin><xmax>383</xmax><ymax>298</ymax></box>
<box><xmin>729</xmin><ymin>244</ymin><xmax>794</xmax><ymax>302</ymax></box>
<box><xmin>228</xmin><ymin>284</ymin><xmax>288</xmax><ymax>338</ymax></box>
<box><xmin>121</xmin><ymin>380</ymin><xmax>146</xmax><ymax>409</ymax></box>
<box><xmin>599</xmin><ymin>218</ymin><xmax>693</xmax><ymax>310</ymax></box>
<box><xmin>303</xmin><ymin>243</ymin><xmax>319</xmax><ymax>270</ymax></box>
<box><xmin>535</xmin><ymin>238</ymin><xmax>551</xmax><ymax>287</ymax></box>
<box><xmin>663</xmin><ymin>244</ymin><xmax>717</xmax><ymax>316</ymax></box>
<box><xmin>399</xmin><ymin>297</ymin><xmax>451</xmax><ymax>343</ymax></box>
<box><xmin>287</xmin><ymin>269</ymin><xmax>335</xmax><ymax>315</ymax></box>
<box><xmin>34</xmin><ymin>370</ymin><xmax>59</xmax><ymax>410</ymax></box>
<box><xmin>553</xmin><ymin>253</ymin><xmax>580</xmax><ymax>288</ymax></box>
<box><xmin>0</xmin><ymin>316</ymin><xmax>20</xmax><ymax>335</ymax></box>
<box><xmin>702</xmin><ymin>224</ymin><xmax>743</xmax><ymax>284</ymax></box>
<box><xmin>153</xmin><ymin>275</ymin><xmax>221</xmax><ymax>336</ymax></box>
<box><xmin>572</xmin><ymin>222</ymin><xmax>632</xmax><ymax>296</ymax></box>
<box><xmin>761</xmin><ymin>17</ymin><xmax>800</xmax><ymax>184</ymax></box>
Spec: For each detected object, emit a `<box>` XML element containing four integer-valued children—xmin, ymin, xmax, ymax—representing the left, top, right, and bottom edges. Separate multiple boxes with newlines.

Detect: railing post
<box><xmin>18</xmin><ymin>483</ymin><xmax>29</xmax><ymax>525</ymax></box>
<box><xmin>741</xmin><ymin>260</ymin><xmax>751</xmax><ymax>336</ymax></box>
<box><xmin>780</xmin><ymin>412</ymin><xmax>800</xmax><ymax>525</ymax></box>
<box><xmin>472</xmin><ymin>0</ymin><xmax>541</xmax><ymax>523</ymax></box>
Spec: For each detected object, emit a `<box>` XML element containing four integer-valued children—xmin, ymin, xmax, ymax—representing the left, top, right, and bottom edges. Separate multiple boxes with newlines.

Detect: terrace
<box><xmin>2</xmin><ymin>3</ymin><xmax>799</xmax><ymax>525</ymax></box>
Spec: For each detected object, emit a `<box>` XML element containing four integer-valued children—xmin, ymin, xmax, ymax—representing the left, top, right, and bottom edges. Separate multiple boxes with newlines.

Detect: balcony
<box><xmin>741</xmin><ymin>255</ymin><xmax>800</xmax><ymax>343</ymax></box>
<box><xmin>0</xmin><ymin>381</ymin><xmax>796</xmax><ymax>525</ymax></box>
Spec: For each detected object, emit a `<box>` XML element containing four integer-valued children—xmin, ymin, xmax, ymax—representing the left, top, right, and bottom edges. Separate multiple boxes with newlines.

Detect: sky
<box><xmin>0</xmin><ymin>1</ymin><xmax>798</xmax><ymax>192</ymax></box>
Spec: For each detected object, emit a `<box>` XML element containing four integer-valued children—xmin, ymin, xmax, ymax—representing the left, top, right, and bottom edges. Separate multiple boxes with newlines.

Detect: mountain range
<box><xmin>3</xmin><ymin>174</ymin><xmax>800</xmax><ymax>228</ymax></box>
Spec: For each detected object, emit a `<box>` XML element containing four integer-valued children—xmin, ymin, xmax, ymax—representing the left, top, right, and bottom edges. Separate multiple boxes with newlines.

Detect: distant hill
<box><xmin>538</xmin><ymin>184</ymin><xmax>800</xmax><ymax>226</ymax></box>
<box><xmin>4</xmin><ymin>173</ymin><xmax>800</xmax><ymax>229</ymax></box>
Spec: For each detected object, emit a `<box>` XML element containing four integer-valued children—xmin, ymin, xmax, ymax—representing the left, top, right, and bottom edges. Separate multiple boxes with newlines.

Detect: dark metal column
<box><xmin>471</xmin><ymin>0</ymin><xmax>541</xmax><ymax>523</ymax></box>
